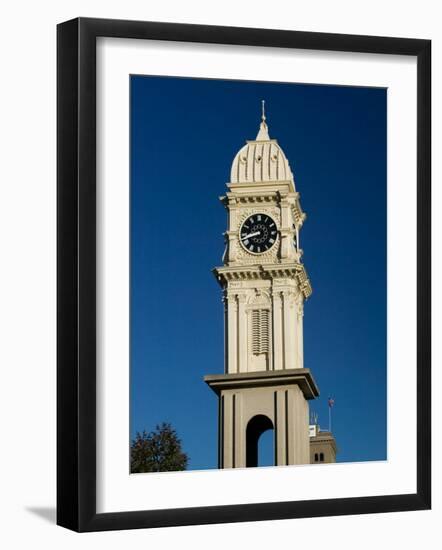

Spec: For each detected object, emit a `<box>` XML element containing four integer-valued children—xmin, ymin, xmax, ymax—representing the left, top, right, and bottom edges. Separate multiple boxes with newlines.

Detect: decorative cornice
<box><xmin>292</xmin><ymin>200</ymin><xmax>306</xmax><ymax>228</ymax></box>
<box><xmin>295</xmin><ymin>264</ymin><xmax>313</xmax><ymax>298</ymax></box>
<box><xmin>223</xmin><ymin>194</ymin><xmax>279</xmax><ymax>205</ymax></box>
<box><xmin>213</xmin><ymin>262</ymin><xmax>312</xmax><ymax>299</ymax></box>
<box><xmin>204</xmin><ymin>368</ymin><xmax>320</xmax><ymax>400</ymax></box>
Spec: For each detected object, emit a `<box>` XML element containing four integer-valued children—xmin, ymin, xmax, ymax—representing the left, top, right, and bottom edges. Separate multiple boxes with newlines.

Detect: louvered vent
<box><xmin>251</xmin><ymin>309</ymin><xmax>270</xmax><ymax>355</ymax></box>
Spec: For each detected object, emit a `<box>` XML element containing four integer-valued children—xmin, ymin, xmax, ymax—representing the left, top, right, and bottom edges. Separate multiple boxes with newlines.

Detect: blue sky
<box><xmin>130</xmin><ymin>75</ymin><xmax>387</xmax><ymax>470</ymax></box>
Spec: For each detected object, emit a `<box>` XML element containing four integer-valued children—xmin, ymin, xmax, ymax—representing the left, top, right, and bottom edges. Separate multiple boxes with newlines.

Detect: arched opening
<box><xmin>246</xmin><ymin>414</ymin><xmax>274</xmax><ymax>468</ymax></box>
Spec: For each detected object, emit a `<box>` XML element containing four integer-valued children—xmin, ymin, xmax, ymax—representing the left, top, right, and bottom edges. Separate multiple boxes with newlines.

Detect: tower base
<box><xmin>204</xmin><ymin>369</ymin><xmax>319</xmax><ymax>468</ymax></box>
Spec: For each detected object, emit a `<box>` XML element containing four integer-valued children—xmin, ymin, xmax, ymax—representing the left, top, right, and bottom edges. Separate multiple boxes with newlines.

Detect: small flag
<box><xmin>328</xmin><ymin>397</ymin><xmax>335</xmax><ymax>408</ymax></box>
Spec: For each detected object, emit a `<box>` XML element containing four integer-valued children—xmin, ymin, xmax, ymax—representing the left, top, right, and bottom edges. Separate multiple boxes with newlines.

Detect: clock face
<box><xmin>240</xmin><ymin>214</ymin><xmax>278</xmax><ymax>254</ymax></box>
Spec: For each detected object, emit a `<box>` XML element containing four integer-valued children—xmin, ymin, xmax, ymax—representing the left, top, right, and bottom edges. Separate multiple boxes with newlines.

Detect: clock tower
<box><xmin>205</xmin><ymin>103</ymin><xmax>319</xmax><ymax>468</ymax></box>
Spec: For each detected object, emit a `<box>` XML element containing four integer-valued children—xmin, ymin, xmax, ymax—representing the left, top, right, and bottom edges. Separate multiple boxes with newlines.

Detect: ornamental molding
<box><xmin>237</xmin><ymin>293</ymin><xmax>248</xmax><ymax>304</ymax></box>
<box><xmin>236</xmin><ymin>207</ymin><xmax>280</xmax><ymax>227</ymax></box>
<box><xmin>246</xmin><ymin>289</ymin><xmax>271</xmax><ymax>307</ymax></box>
<box><xmin>223</xmin><ymin>293</ymin><xmax>239</xmax><ymax>308</ymax></box>
<box><xmin>282</xmin><ymin>288</ymin><xmax>301</xmax><ymax>307</ymax></box>
<box><xmin>292</xmin><ymin>200</ymin><xmax>306</xmax><ymax>228</ymax></box>
<box><xmin>227</xmin><ymin>180</ymin><xmax>294</xmax><ymax>191</ymax></box>
<box><xmin>213</xmin><ymin>263</ymin><xmax>312</xmax><ymax>300</ymax></box>
<box><xmin>222</xmin><ymin>192</ymin><xmax>306</xmax><ymax>230</ymax></box>
<box><xmin>271</xmin><ymin>290</ymin><xmax>283</xmax><ymax>303</ymax></box>
<box><xmin>223</xmin><ymin>194</ymin><xmax>279</xmax><ymax>206</ymax></box>
<box><xmin>297</xmin><ymin>300</ymin><xmax>305</xmax><ymax>318</ymax></box>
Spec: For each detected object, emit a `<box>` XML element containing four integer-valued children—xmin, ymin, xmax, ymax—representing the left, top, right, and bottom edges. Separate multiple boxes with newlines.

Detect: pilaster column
<box><xmin>288</xmin><ymin>386</ymin><xmax>310</xmax><ymax>464</ymax></box>
<box><xmin>226</xmin><ymin>293</ymin><xmax>238</xmax><ymax>374</ymax></box>
<box><xmin>233</xmin><ymin>393</ymin><xmax>245</xmax><ymax>468</ymax></box>
<box><xmin>286</xmin><ymin>388</ymin><xmax>296</xmax><ymax>464</ymax></box>
<box><xmin>272</xmin><ymin>290</ymin><xmax>283</xmax><ymax>370</ymax></box>
<box><xmin>222</xmin><ymin>393</ymin><xmax>234</xmax><ymax>468</ymax></box>
<box><xmin>282</xmin><ymin>290</ymin><xmax>295</xmax><ymax>370</ymax></box>
<box><xmin>296</xmin><ymin>298</ymin><xmax>304</xmax><ymax>369</ymax></box>
<box><xmin>237</xmin><ymin>294</ymin><xmax>247</xmax><ymax>373</ymax></box>
<box><xmin>274</xmin><ymin>389</ymin><xmax>287</xmax><ymax>466</ymax></box>
<box><xmin>226</xmin><ymin>200</ymin><xmax>239</xmax><ymax>263</ymax></box>
<box><xmin>222</xmin><ymin>294</ymin><xmax>228</xmax><ymax>374</ymax></box>
<box><xmin>279</xmin><ymin>198</ymin><xmax>291</xmax><ymax>259</ymax></box>
<box><xmin>221</xmin><ymin>392</ymin><xmax>244</xmax><ymax>469</ymax></box>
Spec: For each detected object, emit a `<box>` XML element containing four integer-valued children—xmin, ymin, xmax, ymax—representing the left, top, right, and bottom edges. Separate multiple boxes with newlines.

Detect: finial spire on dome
<box><xmin>256</xmin><ymin>99</ymin><xmax>270</xmax><ymax>141</ymax></box>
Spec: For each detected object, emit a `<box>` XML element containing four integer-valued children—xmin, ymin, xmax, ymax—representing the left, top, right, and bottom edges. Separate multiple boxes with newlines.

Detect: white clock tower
<box><xmin>205</xmin><ymin>103</ymin><xmax>319</xmax><ymax>468</ymax></box>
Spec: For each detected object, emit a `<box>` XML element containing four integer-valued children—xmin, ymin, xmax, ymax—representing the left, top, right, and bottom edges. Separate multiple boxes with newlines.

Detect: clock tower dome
<box><xmin>205</xmin><ymin>103</ymin><xmax>319</xmax><ymax>468</ymax></box>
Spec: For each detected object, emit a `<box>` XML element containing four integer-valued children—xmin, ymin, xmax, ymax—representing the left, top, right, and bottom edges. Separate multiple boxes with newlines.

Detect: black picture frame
<box><xmin>57</xmin><ymin>17</ymin><xmax>431</xmax><ymax>532</ymax></box>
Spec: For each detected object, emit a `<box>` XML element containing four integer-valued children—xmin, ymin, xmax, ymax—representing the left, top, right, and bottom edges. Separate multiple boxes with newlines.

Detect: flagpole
<box><xmin>328</xmin><ymin>396</ymin><xmax>334</xmax><ymax>432</ymax></box>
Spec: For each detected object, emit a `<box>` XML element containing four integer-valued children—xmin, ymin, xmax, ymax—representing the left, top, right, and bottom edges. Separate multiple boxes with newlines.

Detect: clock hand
<box><xmin>241</xmin><ymin>231</ymin><xmax>260</xmax><ymax>241</ymax></box>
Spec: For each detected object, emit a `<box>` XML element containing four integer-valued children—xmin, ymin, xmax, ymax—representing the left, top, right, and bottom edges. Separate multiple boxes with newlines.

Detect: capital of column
<box><xmin>225</xmin><ymin>292</ymin><xmax>249</xmax><ymax>311</ymax></box>
<box><xmin>281</xmin><ymin>288</ymin><xmax>300</xmax><ymax>308</ymax></box>
<box><xmin>223</xmin><ymin>292</ymin><xmax>238</xmax><ymax>306</ymax></box>
<box><xmin>295</xmin><ymin>293</ymin><xmax>304</xmax><ymax>315</ymax></box>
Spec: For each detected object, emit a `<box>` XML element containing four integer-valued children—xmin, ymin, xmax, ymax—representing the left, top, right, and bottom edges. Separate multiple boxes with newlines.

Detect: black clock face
<box><xmin>240</xmin><ymin>214</ymin><xmax>278</xmax><ymax>254</ymax></box>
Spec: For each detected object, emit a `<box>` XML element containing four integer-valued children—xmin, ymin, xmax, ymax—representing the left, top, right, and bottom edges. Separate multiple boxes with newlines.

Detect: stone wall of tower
<box><xmin>219</xmin><ymin>383</ymin><xmax>310</xmax><ymax>468</ymax></box>
<box><xmin>224</xmin><ymin>278</ymin><xmax>304</xmax><ymax>374</ymax></box>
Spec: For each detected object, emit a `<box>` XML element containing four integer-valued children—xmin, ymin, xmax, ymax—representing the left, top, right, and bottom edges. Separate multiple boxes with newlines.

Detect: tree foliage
<box><xmin>130</xmin><ymin>422</ymin><xmax>189</xmax><ymax>473</ymax></box>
